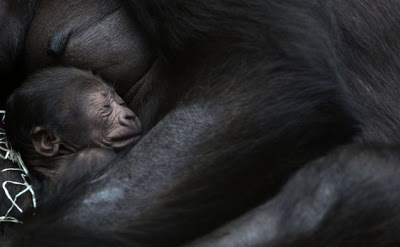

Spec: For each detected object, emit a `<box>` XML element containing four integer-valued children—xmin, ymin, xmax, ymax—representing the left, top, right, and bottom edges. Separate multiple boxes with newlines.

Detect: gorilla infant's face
<box><xmin>84</xmin><ymin>84</ymin><xmax>142</xmax><ymax>150</ymax></box>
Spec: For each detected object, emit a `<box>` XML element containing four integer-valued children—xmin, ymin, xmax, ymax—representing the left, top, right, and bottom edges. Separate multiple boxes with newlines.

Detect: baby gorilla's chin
<box><xmin>102</xmin><ymin>110</ymin><xmax>143</xmax><ymax>150</ymax></box>
<box><xmin>107</xmin><ymin>120</ymin><xmax>143</xmax><ymax>150</ymax></box>
<box><xmin>109</xmin><ymin>133</ymin><xmax>142</xmax><ymax>150</ymax></box>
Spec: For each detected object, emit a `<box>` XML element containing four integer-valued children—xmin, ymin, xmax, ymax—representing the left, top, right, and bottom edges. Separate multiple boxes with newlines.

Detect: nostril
<box><xmin>125</xmin><ymin>114</ymin><xmax>135</xmax><ymax>121</ymax></box>
<box><xmin>119</xmin><ymin>112</ymin><xmax>136</xmax><ymax>126</ymax></box>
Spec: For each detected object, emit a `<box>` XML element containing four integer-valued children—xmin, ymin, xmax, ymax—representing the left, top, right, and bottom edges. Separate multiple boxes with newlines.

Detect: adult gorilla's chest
<box><xmin>25</xmin><ymin>0</ymin><xmax>155</xmax><ymax>98</ymax></box>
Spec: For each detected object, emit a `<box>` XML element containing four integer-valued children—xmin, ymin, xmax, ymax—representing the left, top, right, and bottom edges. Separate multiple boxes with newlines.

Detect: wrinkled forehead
<box><xmin>83</xmin><ymin>83</ymin><xmax>115</xmax><ymax>107</ymax></box>
<box><xmin>66</xmin><ymin>76</ymin><xmax>115</xmax><ymax>116</ymax></box>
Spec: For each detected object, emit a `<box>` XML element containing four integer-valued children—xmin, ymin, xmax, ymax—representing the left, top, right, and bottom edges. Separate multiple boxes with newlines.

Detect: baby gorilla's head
<box><xmin>5</xmin><ymin>67</ymin><xmax>142</xmax><ymax>160</ymax></box>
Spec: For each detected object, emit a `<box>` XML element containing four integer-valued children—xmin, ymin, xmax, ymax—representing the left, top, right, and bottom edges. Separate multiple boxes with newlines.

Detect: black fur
<box><xmin>4</xmin><ymin>0</ymin><xmax>400</xmax><ymax>246</ymax></box>
<box><xmin>187</xmin><ymin>145</ymin><xmax>400</xmax><ymax>247</ymax></box>
<box><xmin>10</xmin><ymin>0</ymin><xmax>356</xmax><ymax>246</ymax></box>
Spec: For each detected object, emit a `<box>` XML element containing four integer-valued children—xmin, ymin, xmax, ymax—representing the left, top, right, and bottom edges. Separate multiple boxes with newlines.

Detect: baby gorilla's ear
<box><xmin>31</xmin><ymin>126</ymin><xmax>61</xmax><ymax>157</ymax></box>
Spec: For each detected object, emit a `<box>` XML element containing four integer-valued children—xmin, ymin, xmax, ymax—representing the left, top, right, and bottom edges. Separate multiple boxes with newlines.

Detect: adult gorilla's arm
<box><xmin>13</xmin><ymin>0</ymin><xmax>355</xmax><ymax>246</ymax></box>
<box><xmin>186</xmin><ymin>145</ymin><xmax>400</xmax><ymax>247</ymax></box>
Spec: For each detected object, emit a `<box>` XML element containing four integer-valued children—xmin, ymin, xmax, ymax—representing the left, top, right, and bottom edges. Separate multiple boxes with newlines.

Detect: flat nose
<box><xmin>119</xmin><ymin>107</ymin><xmax>136</xmax><ymax>127</ymax></box>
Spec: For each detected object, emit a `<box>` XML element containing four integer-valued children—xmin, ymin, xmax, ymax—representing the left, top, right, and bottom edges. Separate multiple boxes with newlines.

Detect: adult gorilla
<box><xmin>2</xmin><ymin>0</ymin><xmax>400</xmax><ymax>246</ymax></box>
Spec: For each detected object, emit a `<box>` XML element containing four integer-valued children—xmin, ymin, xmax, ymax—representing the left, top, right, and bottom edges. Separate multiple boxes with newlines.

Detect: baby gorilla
<box><xmin>4</xmin><ymin>67</ymin><xmax>142</xmax><ymax>186</ymax></box>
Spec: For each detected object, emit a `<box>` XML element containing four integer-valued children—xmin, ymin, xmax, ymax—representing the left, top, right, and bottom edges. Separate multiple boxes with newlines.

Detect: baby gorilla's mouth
<box><xmin>110</xmin><ymin>117</ymin><xmax>143</xmax><ymax>150</ymax></box>
<box><xmin>118</xmin><ymin>135</ymin><xmax>141</xmax><ymax>148</ymax></box>
<box><xmin>110</xmin><ymin>131</ymin><xmax>142</xmax><ymax>150</ymax></box>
